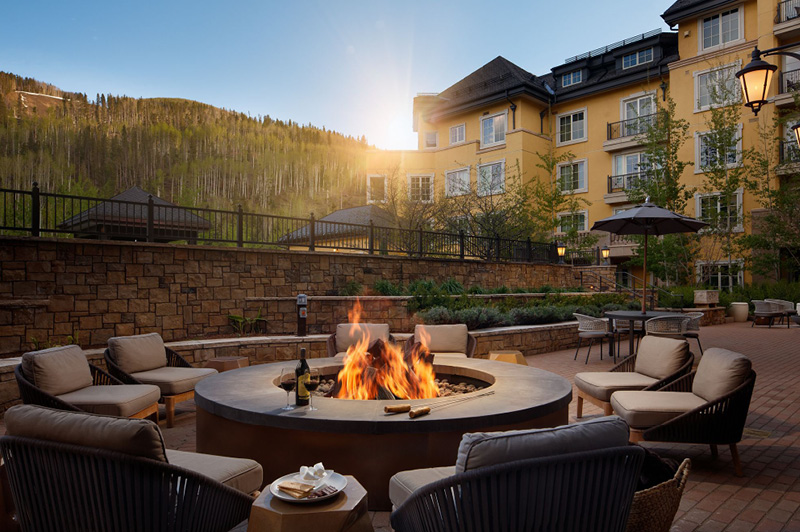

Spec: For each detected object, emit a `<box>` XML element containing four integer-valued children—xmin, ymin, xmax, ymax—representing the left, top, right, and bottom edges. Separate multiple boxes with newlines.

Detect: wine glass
<box><xmin>306</xmin><ymin>368</ymin><xmax>321</xmax><ymax>411</ymax></box>
<box><xmin>279</xmin><ymin>368</ymin><xmax>296</xmax><ymax>411</ymax></box>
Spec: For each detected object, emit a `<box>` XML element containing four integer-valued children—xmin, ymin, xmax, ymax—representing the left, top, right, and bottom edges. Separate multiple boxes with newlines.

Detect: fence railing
<box><xmin>780</xmin><ymin>68</ymin><xmax>800</xmax><ymax>94</ymax></box>
<box><xmin>777</xmin><ymin>0</ymin><xmax>800</xmax><ymax>23</ymax></box>
<box><xmin>779</xmin><ymin>140</ymin><xmax>800</xmax><ymax>164</ymax></box>
<box><xmin>0</xmin><ymin>183</ymin><xmax>593</xmax><ymax>264</ymax></box>
<box><xmin>607</xmin><ymin>113</ymin><xmax>656</xmax><ymax>141</ymax></box>
<box><xmin>607</xmin><ymin>171</ymin><xmax>651</xmax><ymax>193</ymax></box>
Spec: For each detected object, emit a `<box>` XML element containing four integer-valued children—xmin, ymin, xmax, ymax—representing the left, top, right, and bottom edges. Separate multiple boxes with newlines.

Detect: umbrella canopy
<box><xmin>590</xmin><ymin>199</ymin><xmax>708</xmax><ymax>313</ymax></box>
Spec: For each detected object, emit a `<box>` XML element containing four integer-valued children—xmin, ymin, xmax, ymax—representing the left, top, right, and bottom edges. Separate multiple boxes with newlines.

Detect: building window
<box><xmin>695</xmin><ymin>126</ymin><xmax>742</xmax><ymax>170</ymax></box>
<box><xmin>557</xmin><ymin>211</ymin><xmax>588</xmax><ymax>233</ymax></box>
<box><xmin>701</xmin><ymin>8</ymin><xmax>741</xmax><ymax>51</ymax></box>
<box><xmin>367</xmin><ymin>174</ymin><xmax>387</xmax><ymax>204</ymax></box>
<box><xmin>696</xmin><ymin>260</ymin><xmax>743</xmax><ymax>291</ymax></box>
<box><xmin>695</xmin><ymin>188</ymin><xmax>744</xmax><ymax>231</ymax></box>
<box><xmin>557</xmin><ymin>109</ymin><xmax>586</xmax><ymax>146</ymax></box>
<box><xmin>612</xmin><ymin>152</ymin><xmax>650</xmax><ymax>191</ymax></box>
<box><xmin>449</xmin><ymin>124</ymin><xmax>465</xmax><ymax>145</ymax></box>
<box><xmin>477</xmin><ymin>161</ymin><xmax>505</xmax><ymax>196</ymax></box>
<box><xmin>562</xmin><ymin>70</ymin><xmax>582</xmax><ymax>87</ymax></box>
<box><xmin>695</xmin><ymin>64</ymin><xmax>739</xmax><ymax>111</ymax></box>
<box><xmin>622</xmin><ymin>48</ymin><xmax>653</xmax><ymax>69</ymax></box>
<box><xmin>424</xmin><ymin>131</ymin><xmax>438</xmax><ymax>149</ymax></box>
<box><xmin>480</xmin><ymin>112</ymin><xmax>506</xmax><ymax>148</ymax></box>
<box><xmin>557</xmin><ymin>160</ymin><xmax>587</xmax><ymax>193</ymax></box>
<box><xmin>408</xmin><ymin>174</ymin><xmax>434</xmax><ymax>203</ymax></box>
<box><xmin>445</xmin><ymin>167</ymin><xmax>470</xmax><ymax>197</ymax></box>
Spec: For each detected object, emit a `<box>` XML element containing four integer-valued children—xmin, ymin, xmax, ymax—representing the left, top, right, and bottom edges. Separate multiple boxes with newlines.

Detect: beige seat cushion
<box><xmin>167</xmin><ymin>449</ymin><xmax>263</xmax><ymax>494</ymax></box>
<box><xmin>108</xmin><ymin>333</ymin><xmax>168</xmax><ymax>374</ymax></box>
<box><xmin>455</xmin><ymin>416</ymin><xmax>629</xmax><ymax>473</ymax></box>
<box><xmin>335</xmin><ymin>323</ymin><xmax>390</xmax><ymax>353</ymax></box>
<box><xmin>610</xmin><ymin>391</ymin><xmax>705</xmax><ymax>429</ymax></box>
<box><xmin>692</xmin><ymin>348</ymin><xmax>752</xmax><ymax>402</ymax></box>
<box><xmin>131</xmin><ymin>367</ymin><xmax>217</xmax><ymax>395</ymax></box>
<box><xmin>574</xmin><ymin>372</ymin><xmax>658</xmax><ymax>401</ymax></box>
<box><xmin>634</xmin><ymin>336</ymin><xmax>690</xmax><ymax>380</ymax></box>
<box><xmin>4</xmin><ymin>404</ymin><xmax>167</xmax><ymax>461</ymax></box>
<box><xmin>57</xmin><ymin>384</ymin><xmax>161</xmax><ymax>418</ymax></box>
<box><xmin>389</xmin><ymin>466</ymin><xmax>455</xmax><ymax>508</ymax></box>
<box><xmin>21</xmin><ymin>345</ymin><xmax>92</xmax><ymax>396</ymax></box>
<box><xmin>416</xmin><ymin>324</ymin><xmax>468</xmax><ymax>354</ymax></box>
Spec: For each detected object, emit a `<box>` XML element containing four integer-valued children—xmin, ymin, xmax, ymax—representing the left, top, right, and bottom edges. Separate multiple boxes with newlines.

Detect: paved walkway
<box><xmin>3</xmin><ymin>321</ymin><xmax>800</xmax><ymax>531</ymax></box>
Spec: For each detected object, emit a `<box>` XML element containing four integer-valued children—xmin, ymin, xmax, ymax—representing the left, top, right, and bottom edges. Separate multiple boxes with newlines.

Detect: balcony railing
<box><xmin>777</xmin><ymin>0</ymin><xmax>800</xmax><ymax>23</ymax></box>
<box><xmin>780</xmin><ymin>68</ymin><xmax>800</xmax><ymax>94</ymax></box>
<box><xmin>780</xmin><ymin>140</ymin><xmax>800</xmax><ymax>164</ymax></box>
<box><xmin>607</xmin><ymin>113</ymin><xmax>656</xmax><ymax>141</ymax></box>
<box><xmin>607</xmin><ymin>171</ymin><xmax>649</xmax><ymax>193</ymax></box>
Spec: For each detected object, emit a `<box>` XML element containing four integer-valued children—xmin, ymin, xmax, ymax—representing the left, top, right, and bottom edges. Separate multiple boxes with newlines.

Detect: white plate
<box><xmin>270</xmin><ymin>471</ymin><xmax>348</xmax><ymax>504</ymax></box>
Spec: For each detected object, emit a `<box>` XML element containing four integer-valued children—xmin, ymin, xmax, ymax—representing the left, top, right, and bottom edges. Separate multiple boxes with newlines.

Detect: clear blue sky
<box><xmin>4</xmin><ymin>1</ymin><xmax>672</xmax><ymax>149</ymax></box>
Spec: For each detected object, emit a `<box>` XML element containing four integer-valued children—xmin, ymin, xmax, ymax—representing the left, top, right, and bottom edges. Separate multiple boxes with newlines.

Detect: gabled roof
<box><xmin>662</xmin><ymin>0</ymin><xmax>740</xmax><ymax>26</ymax></box>
<box><xmin>280</xmin><ymin>205</ymin><xmax>396</xmax><ymax>244</ymax></box>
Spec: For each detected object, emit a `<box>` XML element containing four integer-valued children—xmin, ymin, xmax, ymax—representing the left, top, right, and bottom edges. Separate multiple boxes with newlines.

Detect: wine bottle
<box><xmin>295</xmin><ymin>348</ymin><xmax>310</xmax><ymax>406</ymax></box>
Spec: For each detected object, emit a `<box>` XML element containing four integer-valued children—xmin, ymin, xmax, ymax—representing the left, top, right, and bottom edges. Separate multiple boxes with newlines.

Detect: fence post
<box><xmin>417</xmin><ymin>227</ymin><xmax>424</xmax><ymax>257</ymax></box>
<box><xmin>236</xmin><ymin>204</ymin><xmax>244</xmax><ymax>247</ymax></box>
<box><xmin>459</xmin><ymin>230</ymin><xmax>465</xmax><ymax>260</ymax></box>
<box><xmin>368</xmin><ymin>219</ymin><xmax>374</xmax><ymax>255</ymax></box>
<box><xmin>309</xmin><ymin>213</ymin><xmax>316</xmax><ymax>252</ymax></box>
<box><xmin>146</xmin><ymin>195</ymin><xmax>154</xmax><ymax>242</ymax></box>
<box><xmin>526</xmin><ymin>237</ymin><xmax>532</xmax><ymax>262</ymax></box>
<box><xmin>596</xmin><ymin>247</ymin><xmax>600</xmax><ymax>265</ymax></box>
<box><xmin>31</xmin><ymin>182</ymin><xmax>40</xmax><ymax>237</ymax></box>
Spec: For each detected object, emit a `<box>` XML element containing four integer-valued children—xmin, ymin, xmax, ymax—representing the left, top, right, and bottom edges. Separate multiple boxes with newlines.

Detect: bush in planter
<box><xmin>416</xmin><ymin>306</ymin><xmax>454</xmax><ymax>325</ymax></box>
<box><xmin>439</xmin><ymin>278</ymin><xmax>465</xmax><ymax>295</ymax></box>
<box><xmin>452</xmin><ymin>307</ymin><xmax>510</xmax><ymax>330</ymax></box>
<box><xmin>373</xmin><ymin>280</ymin><xmax>404</xmax><ymax>296</ymax></box>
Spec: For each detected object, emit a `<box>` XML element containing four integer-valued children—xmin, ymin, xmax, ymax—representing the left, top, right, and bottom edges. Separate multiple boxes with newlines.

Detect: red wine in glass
<box><xmin>280</xmin><ymin>368</ymin><xmax>296</xmax><ymax>411</ymax></box>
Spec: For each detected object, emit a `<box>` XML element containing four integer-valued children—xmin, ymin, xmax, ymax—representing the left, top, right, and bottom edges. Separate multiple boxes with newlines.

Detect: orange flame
<box><xmin>335</xmin><ymin>299</ymin><xmax>439</xmax><ymax>400</ymax></box>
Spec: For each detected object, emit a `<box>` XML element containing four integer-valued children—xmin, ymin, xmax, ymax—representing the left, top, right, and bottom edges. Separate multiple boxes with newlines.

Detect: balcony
<box><xmin>603</xmin><ymin>114</ymin><xmax>655</xmax><ymax>152</ymax></box>
<box><xmin>775</xmin><ymin>68</ymin><xmax>800</xmax><ymax>107</ymax></box>
<box><xmin>604</xmin><ymin>171</ymin><xmax>648</xmax><ymax>204</ymax></box>
<box><xmin>775</xmin><ymin>0</ymin><xmax>800</xmax><ymax>39</ymax></box>
<box><xmin>778</xmin><ymin>139</ymin><xmax>800</xmax><ymax>175</ymax></box>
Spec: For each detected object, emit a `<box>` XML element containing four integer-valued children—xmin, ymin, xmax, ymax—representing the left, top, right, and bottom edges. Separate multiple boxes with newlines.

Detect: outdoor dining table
<box><xmin>604</xmin><ymin>310</ymin><xmax>687</xmax><ymax>359</ymax></box>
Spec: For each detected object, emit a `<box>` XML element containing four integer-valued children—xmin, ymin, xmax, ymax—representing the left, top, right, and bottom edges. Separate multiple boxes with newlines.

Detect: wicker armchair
<box><xmin>391</xmin><ymin>447</ymin><xmax>645</xmax><ymax>532</ymax></box>
<box><xmin>764</xmin><ymin>298</ymin><xmax>798</xmax><ymax>328</ymax></box>
<box><xmin>574</xmin><ymin>313</ymin><xmax>616</xmax><ymax>364</ymax></box>
<box><xmin>682</xmin><ymin>312</ymin><xmax>704</xmax><ymax>356</ymax></box>
<box><xmin>644</xmin><ymin>315</ymin><xmax>691</xmax><ymax>337</ymax></box>
<box><xmin>751</xmin><ymin>300</ymin><xmax>784</xmax><ymax>328</ymax></box>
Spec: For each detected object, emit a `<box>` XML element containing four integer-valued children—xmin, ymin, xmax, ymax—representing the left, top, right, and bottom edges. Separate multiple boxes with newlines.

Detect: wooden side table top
<box><xmin>488</xmin><ymin>350</ymin><xmax>528</xmax><ymax>366</ymax></box>
<box><xmin>247</xmin><ymin>475</ymin><xmax>372</xmax><ymax>532</ymax></box>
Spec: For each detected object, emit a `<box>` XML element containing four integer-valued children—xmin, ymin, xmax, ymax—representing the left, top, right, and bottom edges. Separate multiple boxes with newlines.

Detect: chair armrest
<box><xmin>326</xmin><ymin>334</ymin><xmax>337</xmax><ymax>358</ymax></box>
<box><xmin>103</xmin><ymin>349</ymin><xmax>143</xmax><ymax>385</ymax></box>
<box><xmin>166</xmin><ymin>348</ymin><xmax>193</xmax><ymax>368</ymax></box>
<box><xmin>609</xmin><ymin>354</ymin><xmax>637</xmax><ymax>373</ymax></box>
<box><xmin>89</xmin><ymin>364</ymin><xmax>122</xmax><ymax>386</ymax></box>
<box><xmin>466</xmin><ymin>334</ymin><xmax>477</xmax><ymax>358</ymax></box>
<box><xmin>643</xmin><ymin>371</ymin><xmax>756</xmax><ymax>445</ymax></box>
<box><xmin>13</xmin><ymin>366</ymin><xmax>81</xmax><ymax>412</ymax></box>
<box><xmin>650</xmin><ymin>371</ymin><xmax>695</xmax><ymax>392</ymax></box>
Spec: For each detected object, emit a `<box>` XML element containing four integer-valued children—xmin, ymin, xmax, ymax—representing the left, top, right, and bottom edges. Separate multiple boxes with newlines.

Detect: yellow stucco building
<box><xmin>365</xmin><ymin>0</ymin><xmax>800</xmax><ymax>290</ymax></box>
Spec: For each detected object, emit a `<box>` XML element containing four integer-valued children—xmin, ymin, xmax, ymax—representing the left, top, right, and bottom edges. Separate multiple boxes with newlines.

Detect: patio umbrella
<box><xmin>590</xmin><ymin>198</ymin><xmax>708</xmax><ymax>314</ymax></box>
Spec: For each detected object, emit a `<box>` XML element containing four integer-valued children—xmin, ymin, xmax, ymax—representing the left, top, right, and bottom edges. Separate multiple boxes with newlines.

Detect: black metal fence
<box><xmin>779</xmin><ymin>140</ymin><xmax>800</xmax><ymax>164</ymax></box>
<box><xmin>777</xmin><ymin>0</ymin><xmax>800</xmax><ymax>23</ymax></box>
<box><xmin>0</xmin><ymin>183</ymin><xmax>585</xmax><ymax>264</ymax></box>
<box><xmin>607</xmin><ymin>113</ymin><xmax>656</xmax><ymax>141</ymax></box>
<box><xmin>780</xmin><ymin>68</ymin><xmax>800</xmax><ymax>94</ymax></box>
<box><xmin>607</xmin><ymin>171</ymin><xmax>650</xmax><ymax>194</ymax></box>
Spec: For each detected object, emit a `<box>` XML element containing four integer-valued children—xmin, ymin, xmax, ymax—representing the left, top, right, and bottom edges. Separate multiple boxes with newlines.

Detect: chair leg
<box><xmin>710</xmin><ymin>444</ymin><xmax>719</xmax><ymax>458</ymax></box>
<box><xmin>599</xmin><ymin>338</ymin><xmax>603</xmax><ymax>361</ymax></box>
<box><xmin>165</xmin><ymin>396</ymin><xmax>176</xmax><ymax>428</ymax></box>
<box><xmin>576</xmin><ymin>396</ymin><xmax>583</xmax><ymax>418</ymax></box>
<box><xmin>585</xmin><ymin>339</ymin><xmax>594</xmax><ymax>364</ymax></box>
<box><xmin>574</xmin><ymin>337</ymin><xmax>582</xmax><ymax>361</ymax></box>
<box><xmin>730</xmin><ymin>443</ymin><xmax>743</xmax><ymax>477</ymax></box>
<box><xmin>695</xmin><ymin>337</ymin><xmax>703</xmax><ymax>356</ymax></box>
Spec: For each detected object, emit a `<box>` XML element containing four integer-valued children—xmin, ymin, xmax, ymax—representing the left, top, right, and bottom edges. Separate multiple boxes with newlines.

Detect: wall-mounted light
<box><xmin>556</xmin><ymin>242</ymin><xmax>566</xmax><ymax>264</ymax></box>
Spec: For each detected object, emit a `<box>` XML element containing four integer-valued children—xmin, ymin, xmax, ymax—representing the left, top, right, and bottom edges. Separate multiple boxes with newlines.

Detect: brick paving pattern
<box><xmin>2</xmin><ymin>321</ymin><xmax>799</xmax><ymax>531</ymax></box>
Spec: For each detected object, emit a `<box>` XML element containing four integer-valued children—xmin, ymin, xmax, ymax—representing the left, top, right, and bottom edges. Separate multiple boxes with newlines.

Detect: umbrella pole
<box><xmin>642</xmin><ymin>230</ymin><xmax>648</xmax><ymax>314</ymax></box>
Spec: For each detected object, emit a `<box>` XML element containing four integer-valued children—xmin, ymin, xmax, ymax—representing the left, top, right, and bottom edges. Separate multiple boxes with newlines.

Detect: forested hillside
<box><xmin>0</xmin><ymin>72</ymin><xmax>369</xmax><ymax>216</ymax></box>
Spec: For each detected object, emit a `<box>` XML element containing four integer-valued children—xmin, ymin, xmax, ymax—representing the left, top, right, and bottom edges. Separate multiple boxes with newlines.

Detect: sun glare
<box><xmin>368</xmin><ymin>104</ymin><xmax>417</xmax><ymax>151</ymax></box>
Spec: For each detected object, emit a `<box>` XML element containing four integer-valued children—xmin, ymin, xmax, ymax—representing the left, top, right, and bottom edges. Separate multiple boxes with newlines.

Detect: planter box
<box><xmin>694</xmin><ymin>290</ymin><xmax>720</xmax><ymax>306</ymax></box>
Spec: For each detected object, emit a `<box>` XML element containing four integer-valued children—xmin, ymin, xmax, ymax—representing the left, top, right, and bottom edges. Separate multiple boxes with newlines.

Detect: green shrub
<box><xmin>338</xmin><ymin>281</ymin><xmax>363</xmax><ymax>296</ymax></box>
<box><xmin>373</xmin><ymin>279</ymin><xmax>404</xmax><ymax>296</ymax></box>
<box><xmin>439</xmin><ymin>278</ymin><xmax>465</xmax><ymax>295</ymax></box>
<box><xmin>416</xmin><ymin>306</ymin><xmax>454</xmax><ymax>324</ymax></box>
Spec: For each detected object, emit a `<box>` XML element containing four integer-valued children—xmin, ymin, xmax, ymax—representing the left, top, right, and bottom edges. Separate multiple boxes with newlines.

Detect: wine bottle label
<box><xmin>297</xmin><ymin>373</ymin><xmax>310</xmax><ymax>400</ymax></box>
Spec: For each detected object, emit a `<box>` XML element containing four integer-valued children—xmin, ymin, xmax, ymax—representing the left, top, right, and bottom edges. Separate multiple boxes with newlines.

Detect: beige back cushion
<box><xmin>692</xmin><ymin>348</ymin><xmax>752</xmax><ymax>402</ymax></box>
<box><xmin>4</xmin><ymin>404</ymin><xmax>168</xmax><ymax>462</ymax></box>
<box><xmin>108</xmin><ymin>333</ymin><xmax>167</xmax><ymax>374</ymax></box>
<box><xmin>455</xmin><ymin>416</ymin><xmax>630</xmax><ymax>473</ymax></box>
<box><xmin>415</xmin><ymin>324</ymin><xmax>468</xmax><ymax>353</ymax></box>
<box><xmin>21</xmin><ymin>345</ymin><xmax>92</xmax><ymax>396</ymax></box>
<box><xmin>634</xmin><ymin>336</ymin><xmax>690</xmax><ymax>380</ymax></box>
<box><xmin>335</xmin><ymin>323</ymin><xmax>390</xmax><ymax>353</ymax></box>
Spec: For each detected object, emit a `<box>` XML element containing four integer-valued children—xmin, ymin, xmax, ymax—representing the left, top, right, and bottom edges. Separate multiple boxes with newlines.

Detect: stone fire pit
<box><xmin>195</xmin><ymin>357</ymin><xmax>571</xmax><ymax>510</ymax></box>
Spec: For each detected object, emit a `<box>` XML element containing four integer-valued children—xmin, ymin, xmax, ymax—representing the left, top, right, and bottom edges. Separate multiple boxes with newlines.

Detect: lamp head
<box><xmin>736</xmin><ymin>51</ymin><xmax>777</xmax><ymax>116</ymax></box>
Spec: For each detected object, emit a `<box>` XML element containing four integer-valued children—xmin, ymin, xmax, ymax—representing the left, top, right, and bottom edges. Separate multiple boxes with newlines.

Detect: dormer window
<box><xmin>562</xmin><ymin>70</ymin><xmax>582</xmax><ymax>87</ymax></box>
<box><xmin>622</xmin><ymin>48</ymin><xmax>653</xmax><ymax>69</ymax></box>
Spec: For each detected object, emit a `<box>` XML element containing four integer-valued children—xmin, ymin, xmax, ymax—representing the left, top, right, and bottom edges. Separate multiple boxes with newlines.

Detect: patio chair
<box><xmin>574</xmin><ymin>313</ymin><xmax>616</xmax><ymax>364</ymax></box>
<box><xmin>403</xmin><ymin>324</ymin><xmax>476</xmax><ymax>359</ymax></box>
<box><xmin>15</xmin><ymin>345</ymin><xmax>160</xmax><ymax>420</ymax></box>
<box><xmin>751</xmin><ymin>300</ymin><xmax>784</xmax><ymax>328</ymax></box>
<box><xmin>575</xmin><ymin>336</ymin><xmax>693</xmax><ymax>417</ymax></box>
<box><xmin>612</xmin><ymin>318</ymin><xmax>644</xmax><ymax>357</ymax></box>
<box><xmin>611</xmin><ymin>348</ymin><xmax>756</xmax><ymax>476</ymax></box>
<box><xmin>644</xmin><ymin>315</ymin><xmax>691</xmax><ymax>338</ymax></box>
<box><xmin>764</xmin><ymin>298</ymin><xmax>798</xmax><ymax>328</ymax></box>
<box><xmin>682</xmin><ymin>311</ymin><xmax>704</xmax><ymax>356</ymax></box>
<box><xmin>326</xmin><ymin>322</ymin><xmax>394</xmax><ymax>358</ymax></box>
<box><xmin>0</xmin><ymin>405</ymin><xmax>259</xmax><ymax>532</ymax></box>
<box><xmin>389</xmin><ymin>416</ymin><xmax>644</xmax><ymax>532</ymax></box>
<box><xmin>104</xmin><ymin>333</ymin><xmax>217</xmax><ymax>428</ymax></box>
